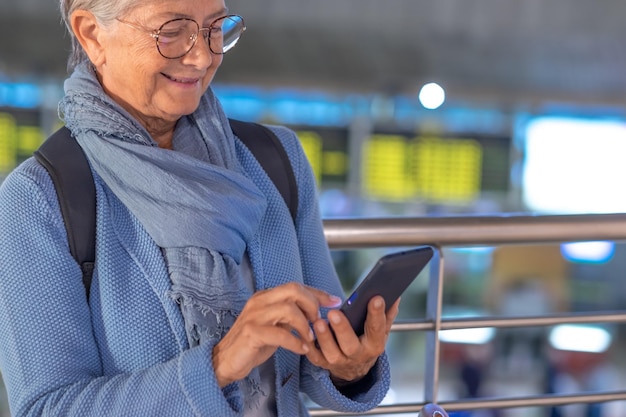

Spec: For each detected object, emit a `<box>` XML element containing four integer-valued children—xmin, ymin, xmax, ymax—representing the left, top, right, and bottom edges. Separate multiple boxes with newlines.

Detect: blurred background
<box><xmin>2</xmin><ymin>0</ymin><xmax>626</xmax><ymax>416</ymax></box>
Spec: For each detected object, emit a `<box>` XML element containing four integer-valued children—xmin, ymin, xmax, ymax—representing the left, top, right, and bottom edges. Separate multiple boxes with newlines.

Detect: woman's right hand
<box><xmin>211</xmin><ymin>282</ymin><xmax>342</xmax><ymax>387</ymax></box>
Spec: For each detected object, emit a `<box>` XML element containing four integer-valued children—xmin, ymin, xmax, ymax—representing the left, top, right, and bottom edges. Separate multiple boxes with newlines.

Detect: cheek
<box><xmin>103</xmin><ymin>52</ymin><xmax>162</xmax><ymax>110</ymax></box>
<box><xmin>204</xmin><ymin>54</ymin><xmax>223</xmax><ymax>84</ymax></box>
<box><xmin>117</xmin><ymin>54</ymin><xmax>155</xmax><ymax>93</ymax></box>
<box><xmin>212</xmin><ymin>53</ymin><xmax>224</xmax><ymax>67</ymax></box>
<box><xmin>104</xmin><ymin>36</ymin><xmax>156</xmax><ymax>79</ymax></box>
<box><xmin>134</xmin><ymin>46</ymin><xmax>158</xmax><ymax>63</ymax></box>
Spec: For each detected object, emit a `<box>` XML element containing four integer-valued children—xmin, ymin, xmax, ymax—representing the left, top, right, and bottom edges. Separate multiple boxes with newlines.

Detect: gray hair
<box><xmin>59</xmin><ymin>0</ymin><xmax>140</xmax><ymax>71</ymax></box>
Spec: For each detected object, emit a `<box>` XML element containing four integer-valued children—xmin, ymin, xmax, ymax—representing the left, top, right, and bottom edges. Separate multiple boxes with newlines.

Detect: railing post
<box><xmin>424</xmin><ymin>246</ymin><xmax>444</xmax><ymax>404</ymax></box>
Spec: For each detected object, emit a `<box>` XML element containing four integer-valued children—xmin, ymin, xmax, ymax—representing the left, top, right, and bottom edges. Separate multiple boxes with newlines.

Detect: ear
<box><xmin>70</xmin><ymin>10</ymin><xmax>107</xmax><ymax>67</ymax></box>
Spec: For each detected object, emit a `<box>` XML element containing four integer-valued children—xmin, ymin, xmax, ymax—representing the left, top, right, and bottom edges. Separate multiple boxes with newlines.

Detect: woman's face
<box><xmin>94</xmin><ymin>0</ymin><xmax>227</xmax><ymax>128</ymax></box>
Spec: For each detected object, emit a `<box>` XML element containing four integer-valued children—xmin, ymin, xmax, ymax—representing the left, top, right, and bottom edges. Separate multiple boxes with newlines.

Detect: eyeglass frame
<box><xmin>117</xmin><ymin>14</ymin><xmax>246</xmax><ymax>59</ymax></box>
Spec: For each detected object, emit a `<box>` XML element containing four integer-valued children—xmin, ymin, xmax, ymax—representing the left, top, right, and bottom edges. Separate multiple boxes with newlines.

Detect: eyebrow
<box><xmin>202</xmin><ymin>7</ymin><xmax>229</xmax><ymax>25</ymax></box>
<box><xmin>146</xmin><ymin>7</ymin><xmax>228</xmax><ymax>26</ymax></box>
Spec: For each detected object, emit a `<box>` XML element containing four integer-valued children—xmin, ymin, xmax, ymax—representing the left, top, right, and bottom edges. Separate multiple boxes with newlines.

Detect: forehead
<box><xmin>127</xmin><ymin>0</ymin><xmax>228</xmax><ymax>24</ymax></box>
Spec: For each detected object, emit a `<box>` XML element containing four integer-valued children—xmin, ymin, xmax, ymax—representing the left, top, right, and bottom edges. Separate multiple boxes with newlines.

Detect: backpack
<box><xmin>34</xmin><ymin>119</ymin><xmax>298</xmax><ymax>299</ymax></box>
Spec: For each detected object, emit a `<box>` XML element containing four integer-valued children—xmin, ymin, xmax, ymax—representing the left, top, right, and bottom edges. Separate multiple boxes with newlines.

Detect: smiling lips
<box><xmin>163</xmin><ymin>73</ymin><xmax>200</xmax><ymax>84</ymax></box>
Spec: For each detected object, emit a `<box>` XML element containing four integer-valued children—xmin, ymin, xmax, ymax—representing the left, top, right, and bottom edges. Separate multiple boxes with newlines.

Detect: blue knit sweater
<box><xmin>0</xmin><ymin>124</ymin><xmax>390</xmax><ymax>416</ymax></box>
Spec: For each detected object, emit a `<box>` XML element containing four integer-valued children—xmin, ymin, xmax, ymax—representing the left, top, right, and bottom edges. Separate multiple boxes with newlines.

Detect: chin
<box><xmin>181</xmin><ymin>97</ymin><xmax>203</xmax><ymax>115</ymax></box>
<box><xmin>181</xmin><ymin>105</ymin><xmax>202</xmax><ymax>117</ymax></box>
<box><xmin>165</xmin><ymin>103</ymin><xmax>201</xmax><ymax>119</ymax></box>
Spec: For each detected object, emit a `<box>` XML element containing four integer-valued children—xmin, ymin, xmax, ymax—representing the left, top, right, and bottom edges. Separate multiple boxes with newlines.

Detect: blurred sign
<box><xmin>293</xmin><ymin>127</ymin><xmax>349</xmax><ymax>186</ymax></box>
<box><xmin>0</xmin><ymin>109</ymin><xmax>45</xmax><ymax>175</ymax></box>
<box><xmin>363</xmin><ymin>133</ymin><xmax>490</xmax><ymax>203</ymax></box>
<box><xmin>292</xmin><ymin>125</ymin><xmax>510</xmax><ymax>204</ymax></box>
<box><xmin>0</xmin><ymin>109</ymin><xmax>511</xmax><ymax>209</ymax></box>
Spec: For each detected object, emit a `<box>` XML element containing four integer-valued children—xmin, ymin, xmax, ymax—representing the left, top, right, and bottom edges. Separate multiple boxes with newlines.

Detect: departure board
<box><xmin>293</xmin><ymin>127</ymin><xmax>349</xmax><ymax>187</ymax></box>
<box><xmin>291</xmin><ymin>125</ymin><xmax>510</xmax><ymax>203</ymax></box>
<box><xmin>362</xmin><ymin>132</ymin><xmax>509</xmax><ymax>203</ymax></box>
<box><xmin>362</xmin><ymin>135</ymin><xmax>414</xmax><ymax>200</ymax></box>
<box><xmin>412</xmin><ymin>136</ymin><xmax>482</xmax><ymax>202</ymax></box>
<box><xmin>296</xmin><ymin>130</ymin><xmax>323</xmax><ymax>184</ymax></box>
<box><xmin>0</xmin><ymin>109</ymin><xmax>45</xmax><ymax>175</ymax></box>
<box><xmin>0</xmin><ymin>110</ymin><xmax>511</xmax><ymax>208</ymax></box>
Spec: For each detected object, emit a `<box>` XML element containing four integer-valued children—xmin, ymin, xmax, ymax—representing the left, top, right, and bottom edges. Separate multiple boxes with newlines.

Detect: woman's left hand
<box><xmin>305</xmin><ymin>296</ymin><xmax>400</xmax><ymax>384</ymax></box>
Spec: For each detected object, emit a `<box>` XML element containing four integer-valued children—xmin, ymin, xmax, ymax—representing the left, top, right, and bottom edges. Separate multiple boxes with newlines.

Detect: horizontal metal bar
<box><xmin>309</xmin><ymin>391</ymin><xmax>626</xmax><ymax>416</ymax></box>
<box><xmin>441</xmin><ymin>391</ymin><xmax>626</xmax><ymax>411</ymax></box>
<box><xmin>313</xmin><ymin>214</ymin><xmax>626</xmax><ymax>417</ymax></box>
<box><xmin>391</xmin><ymin>310</ymin><xmax>626</xmax><ymax>332</ymax></box>
<box><xmin>323</xmin><ymin>213</ymin><xmax>626</xmax><ymax>248</ymax></box>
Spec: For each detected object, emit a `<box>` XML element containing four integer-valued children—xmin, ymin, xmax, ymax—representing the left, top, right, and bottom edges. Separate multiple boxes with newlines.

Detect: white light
<box><xmin>439</xmin><ymin>327</ymin><xmax>495</xmax><ymax>345</ymax></box>
<box><xmin>549</xmin><ymin>324</ymin><xmax>612</xmax><ymax>353</ymax></box>
<box><xmin>523</xmin><ymin>117</ymin><xmax>626</xmax><ymax>214</ymax></box>
<box><xmin>419</xmin><ymin>82</ymin><xmax>445</xmax><ymax>110</ymax></box>
<box><xmin>561</xmin><ymin>241</ymin><xmax>615</xmax><ymax>264</ymax></box>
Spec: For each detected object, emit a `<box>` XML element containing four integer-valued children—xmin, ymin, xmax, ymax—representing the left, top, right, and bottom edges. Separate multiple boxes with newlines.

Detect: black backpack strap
<box><xmin>228</xmin><ymin>119</ymin><xmax>299</xmax><ymax>222</ymax></box>
<box><xmin>34</xmin><ymin>126</ymin><xmax>96</xmax><ymax>297</ymax></box>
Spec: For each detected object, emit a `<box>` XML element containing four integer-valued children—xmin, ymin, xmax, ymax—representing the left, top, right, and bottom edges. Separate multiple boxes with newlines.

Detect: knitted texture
<box><xmin>0</xmin><ymin>125</ymin><xmax>390</xmax><ymax>416</ymax></box>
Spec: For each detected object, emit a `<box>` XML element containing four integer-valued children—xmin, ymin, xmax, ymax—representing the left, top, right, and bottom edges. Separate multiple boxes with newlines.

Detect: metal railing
<box><xmin>309</xmin><ymin>213</ymin><xmax>626</xmax><ymax>416</ymax></box>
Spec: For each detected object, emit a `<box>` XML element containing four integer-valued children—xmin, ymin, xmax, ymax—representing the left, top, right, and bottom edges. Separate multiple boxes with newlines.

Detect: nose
<box><xmin>180</xmin><ymin>33</ymin><xmax>216</xmax><ymax>66</ymax></box>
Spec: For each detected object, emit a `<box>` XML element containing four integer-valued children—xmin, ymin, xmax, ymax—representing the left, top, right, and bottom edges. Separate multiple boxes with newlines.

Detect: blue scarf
<box><xmin>59</xmin><ymin>63</ymin><xmax>268</xmax><ymax>364</ymax></box>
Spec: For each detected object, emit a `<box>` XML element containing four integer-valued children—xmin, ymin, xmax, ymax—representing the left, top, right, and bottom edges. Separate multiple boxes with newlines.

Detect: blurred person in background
<box><xmin>0</xmin><ymin>0</ymin><xmax>400</xmax><ymax>415</ymax></box>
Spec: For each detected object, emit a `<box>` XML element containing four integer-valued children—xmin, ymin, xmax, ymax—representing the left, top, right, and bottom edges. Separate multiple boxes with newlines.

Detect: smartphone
<box><xmin>340</xmin><ymin>246</ymin><xmax>434</xmax><ymax>336</ymax></box>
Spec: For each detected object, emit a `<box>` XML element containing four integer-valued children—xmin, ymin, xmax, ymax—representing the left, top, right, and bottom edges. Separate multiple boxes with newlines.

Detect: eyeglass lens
<box><xmin>156</xmin><ymin>15</ymin><xmax>244</xmax><ymax>59</ymax></box>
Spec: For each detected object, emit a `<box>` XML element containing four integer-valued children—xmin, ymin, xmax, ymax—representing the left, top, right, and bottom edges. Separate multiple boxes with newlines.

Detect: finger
<box><xmin>251</xmin><ymin>283</ymin><xmax>319</xmax><ymax>323</ymax></box>
<box><xmin>296</xmin><ymin>284</ymin><xmax>343</xmax><ymax>309</ymax></box>
<box><xmin>362</xmin><ymin>296</ymin><xmax>388</xmax><ymax>349</ymax></box>
<box><xmin>326</xmin><ymin>310</ymin><xmax>361</xmax><ymax>357</ymax></box>
<box><xmin>254</xmin><ymin>324</ymin><xmax>311</xmax><ymax>355</ymax></box>
<box><xmin>303</xmin><ymin>334</ymin><xmax>329</xmax><ymax>367</ymax></box>
<box><xmin>258</xmin><ymin>301</ymin><xmax>316</xmax><ymax>343</ymax></box>
<box><xmin>313</xmin><ymin>317</ymin><xmax>347</xmax><ymax>362</ymax></box>
<box><xmin>292</xmin><ymin>285</ymin><xmax>342</xmax><ymax>321</ymax></box>
<box><xmin>386</xmin><ymin>297</ymin><xmax>401</xmax><ymax>330</ymax></box>
<box><xmin>310</xmin><ymin>288</ymin><xmax>343</xmax><ymax>309</ymax></box>
<box><xmin>259</xmin><ymin>283</ymin><xmax>339</xmax><ymax>322</ymax></box>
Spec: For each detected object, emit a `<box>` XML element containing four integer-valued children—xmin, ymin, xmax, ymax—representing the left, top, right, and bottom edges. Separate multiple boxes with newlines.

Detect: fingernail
<box><xmin>328</xmin><ymin>295</ymin><xmax>342</xmax><ymax>307</ymax></box>
<box><xmin>374</xmin><ymin>298</ymin><xmax>383</xmax><ymax>309</ymax></box>
<box><xmin>309</xmin><ymin>329</ymin><xmax>315</xmax><ymax>341</ymax></box>
<box><xmin>302</xmin><ymin>343</ymin><xmax>309</xmax><ymax>353</ymax></box>
<box><xmin>315</xmin><ymin>321</ymin><xmax>326</xmax><ymax>333</ymax></box>
<box><xmin>329</xmin><ymin>312</ymin><xmax>341</xmax><ymax>324</ymax></box>
<box><xmin>433</xmin><ymin>411</ymin><xmax>444</xmax><ymax>417</ymax></box>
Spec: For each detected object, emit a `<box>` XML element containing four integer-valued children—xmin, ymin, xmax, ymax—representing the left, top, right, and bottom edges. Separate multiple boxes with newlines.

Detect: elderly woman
<box><xmin>0</xmin><ymin>0</ymin><xmax>400</xmax><ymax>416</ymax></box>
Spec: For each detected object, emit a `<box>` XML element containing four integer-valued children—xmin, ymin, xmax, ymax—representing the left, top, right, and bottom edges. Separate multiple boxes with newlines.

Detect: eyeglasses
<box><xmin>118</xmin><ymin>15</ymin><xmax>246</xmax><ymax>59</ymax></box>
